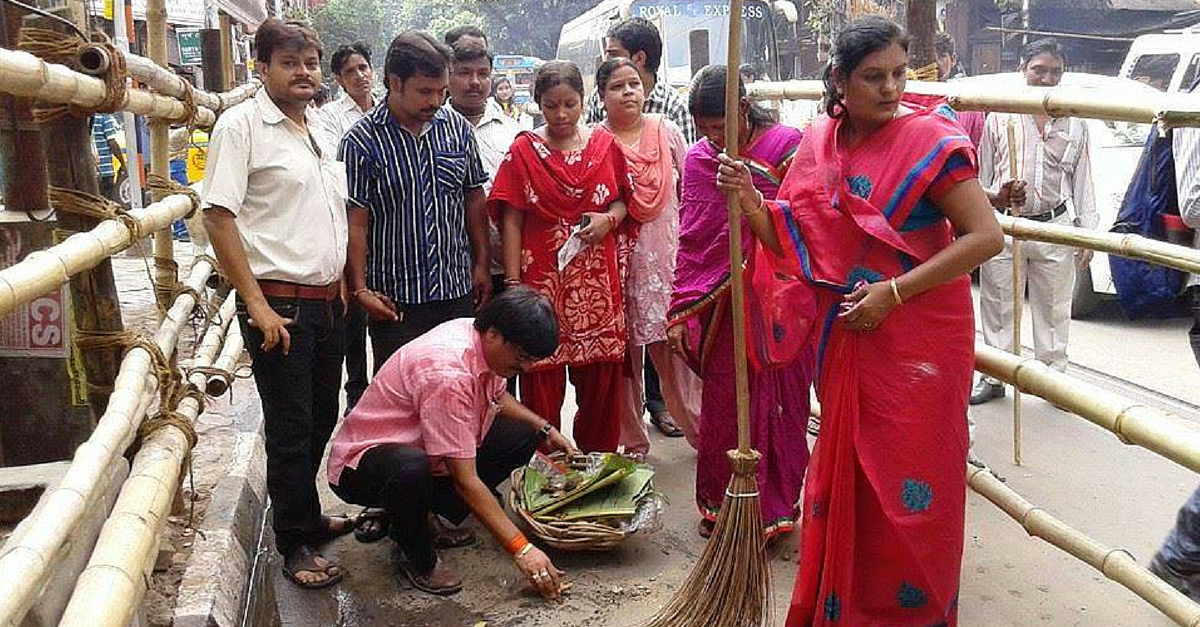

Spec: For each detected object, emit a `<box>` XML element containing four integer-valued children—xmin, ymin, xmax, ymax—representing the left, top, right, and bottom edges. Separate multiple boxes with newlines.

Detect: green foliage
<box><xmin>309</xmin><ymin>0</ymin><xmax>388</xmax><ymax>74</ymax></box>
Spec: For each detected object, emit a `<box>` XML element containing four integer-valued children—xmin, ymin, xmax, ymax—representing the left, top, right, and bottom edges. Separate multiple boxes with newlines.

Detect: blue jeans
<box><xmin>238</xmin><ymin>295</ymin><xmax>345</xmax><ymax>555</ymax></box>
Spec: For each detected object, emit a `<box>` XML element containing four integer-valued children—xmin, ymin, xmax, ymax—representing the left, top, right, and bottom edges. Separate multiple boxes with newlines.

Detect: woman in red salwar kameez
<box><xmin>716</xmin><ymin>17</ymin><xmax>1004</xmax><ymax>627</ymax></box>
<box><xmin>488</xmin><ymin>61</ymin><xmax>635</xmax><ymax>453</ymax></box>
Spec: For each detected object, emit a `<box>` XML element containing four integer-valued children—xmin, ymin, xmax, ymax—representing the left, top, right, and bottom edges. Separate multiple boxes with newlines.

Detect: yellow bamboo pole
<box><xmin>204</xmin><ymin>313</ymin><xmax>243</xmax><ymax>396</ymax></box>
<box><xmin>0</xmin><ymin>48</ymin><xmax>216</xmax><ymax>126</ymax></box>
<box><xmin>968</xmin><ymin>465</ymin><xmax>1200</xmax><ymax>627</ymax></box>
<box><xmin>57</xmin><ymin>292</ymin><xmax>238</xmax><ymax>627</ymax></box>
<box><xmin>998</xmin><ymin>214</ymin><xmax>1200</xmax><ymax>275</ymax></box>
<box><xmin>0</xmin><ymin>259</ymin><xmax>213</xmax><ymax>627</ymax></box>
<box><xmin>76</xmin><ymin>46</ymin><xmax>231</xmax><ymax>112</ymax></box>
<box><xmin>146</xmin><ymin>0</ymin><xmax>174</xmax><ymax>317</ymax></box>
<box><xmin>746</xmin><ymin>79</ymin><xmax>1200</xmax><ymax>127</ymax></box>
<box><xmin>1006</xmin><ymin>119</ymin><xmax>1023</xmax><ymax>466</ymax></box>
<box><xmin>0</xmin><ymin>194</ymin><xmax>194</xmax><ymax>318</ymax></box>
<box><xmin>976</xmin><ymin>343</ymin><xmax>1200</xmax><ymax>475</ymax></box>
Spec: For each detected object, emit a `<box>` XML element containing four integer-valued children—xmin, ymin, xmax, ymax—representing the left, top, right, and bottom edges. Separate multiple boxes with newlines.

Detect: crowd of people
<box><xmin>197</xmin><ymin>10</ymin><xmax>1121</xmax><ymax>625</ymax></box>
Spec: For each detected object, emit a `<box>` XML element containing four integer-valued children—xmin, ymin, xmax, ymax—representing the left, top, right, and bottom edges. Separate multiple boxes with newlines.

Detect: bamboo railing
<box><xmin>0</xmin><ymin>194</ymin><xmax>195</xmax><ymax>318</ymax></box>
<box><xmin>748</xmin><ymin>79</ymin><xmax>1200</xmax><ymax>127</ymax></box>
<box><xmin>77</xmin><ymin>46</ymin><xmax>228</xmax><ymax>112</ymax></box>
<box><xmin>56</xmin><ymin>292</ymin><xmax>239</xmax><ymax>627</ymax></box>
<box><xmin>999</xmin><ymin>214</ymin><xmax>1200</xmax><ymax>274</ymax></box>
<box><xmin>204</xmin><ymin>318</ymin><xmax>243</xmax><ymax>396</ymax></box>
<box><xmin>968</xmin><ymin>466</ymin><xmax>1200</xmax><ymax>627</ymax></box>
<box><xmin>0</xmin><ymin>259</ymin><xmax>215</xmax><ymax>627</ymax></box>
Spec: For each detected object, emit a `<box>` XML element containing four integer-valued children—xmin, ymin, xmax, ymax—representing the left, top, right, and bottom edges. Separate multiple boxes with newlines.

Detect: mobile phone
<box><xmin>579</xmin><ymin>215</ymin><xmax>591</xmax><ymax>228</ymax></box>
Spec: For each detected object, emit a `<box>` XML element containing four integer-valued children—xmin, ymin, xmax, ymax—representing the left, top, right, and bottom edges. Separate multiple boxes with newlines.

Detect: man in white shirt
<box><xmin>445</xmin><ymin>38</ymin><xmax>520</xmax><ymax>295</ymax></box>
<box><xmin>321</xmin><ymin>43</ymin><xmax>376</xmax><ymax>412</ymax></box>
<box><xmin>973</xmin><ymin>38</ymin><xmax>1098</xmax><ymax>405</ymax></box>
<box><xmin>202</xmin><ymin>19</ymin><xmax>351</xmax><ymax>589</ymax></box>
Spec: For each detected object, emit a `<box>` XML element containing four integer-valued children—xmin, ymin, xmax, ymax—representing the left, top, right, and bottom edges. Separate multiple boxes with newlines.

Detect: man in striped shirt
<box><xmin>973</xmin><ymin>38</ymin><xmax>1098</xmax><ymax>405</ymax></box>
<box><xmin>341</xmin><ymin>31</ymin><xmax>492</xmax><ymax>366</ymax></box>
<box><xmin>584</xmin><ymin>17</ymin><xmax>697</xmax><ymax>144</ymax></box>
<box><xmin>91</xmin><ymin>113</ymin><xmax>127</xmax><ymax>201</ymax></box>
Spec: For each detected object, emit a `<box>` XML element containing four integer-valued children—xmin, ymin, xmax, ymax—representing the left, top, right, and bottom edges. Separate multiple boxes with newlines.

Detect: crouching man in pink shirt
<box><xmin>327</xmin><ymin>286</ymin><xmax>574</xmax><ymax>598</ymax></box>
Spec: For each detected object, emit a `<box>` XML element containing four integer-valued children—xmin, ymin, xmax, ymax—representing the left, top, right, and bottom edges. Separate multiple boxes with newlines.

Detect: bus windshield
<box><xmin>628</xmin><ymin>0</ymin><xmax>776</xmax><ymax>88</ymax></box>
<box><xmin>494</xmin><ymin>55</ymin><xmax>543</xmax><ymax>104</ymax></box>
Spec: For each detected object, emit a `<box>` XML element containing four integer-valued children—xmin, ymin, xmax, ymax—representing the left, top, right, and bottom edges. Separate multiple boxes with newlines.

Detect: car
<box><xmin>949</xmin><ymin>72</ymin><xmax>1157</xmax><ymax>318</ymax></box>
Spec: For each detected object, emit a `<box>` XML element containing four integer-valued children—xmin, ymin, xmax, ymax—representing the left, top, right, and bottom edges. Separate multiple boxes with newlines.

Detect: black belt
<box><xmin>1018</xmin><ymin>203</ymin><xmax>1068</xmax><ymax>222</ymax></box>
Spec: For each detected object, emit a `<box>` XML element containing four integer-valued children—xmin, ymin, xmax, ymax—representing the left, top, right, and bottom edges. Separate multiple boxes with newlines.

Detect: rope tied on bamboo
<box><xmin>137</xmin><ymin>381</ymin><xmax>203</xmax><ymax>450</ymax></box>
<box><xmin>48</xmin><ymin>186</ymin><xmax>143</xmax><ymax>239</ymax></box>
<box><xmin>17</xmin><ymin>28</ymin><xmax>127</xmax><ymax>121</ymax></box>
<box><xmin>74</xmin><ymin>331</ymin><xmax>173</xmax><ymax>398</ymax></box>
<box><xmin>164</xmin><ymin>79</ymin><xmax>201</xmax><ymax>129</ymax></box>
<box><xmin>146</xmin><ymin>174</ymin><xmax>201</xmax><ymax>218</ymax></box>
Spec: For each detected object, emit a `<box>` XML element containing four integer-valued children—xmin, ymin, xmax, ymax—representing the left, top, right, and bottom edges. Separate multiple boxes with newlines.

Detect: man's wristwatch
<box><xmin>537</xmin><ymin>423</ymin><xmax>554</xmax><ymax>440</ymax></box>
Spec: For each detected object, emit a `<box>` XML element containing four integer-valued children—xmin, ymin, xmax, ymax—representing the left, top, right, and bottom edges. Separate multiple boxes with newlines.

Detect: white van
<box><xmin>1118</xmin><ymin>27</ymin><xmax>1200</xmax><ymax>93</ymax></box>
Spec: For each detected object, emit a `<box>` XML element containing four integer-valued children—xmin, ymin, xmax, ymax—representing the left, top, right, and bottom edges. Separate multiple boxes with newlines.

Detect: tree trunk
<box><xmin>906</xmin><ymin>0</ymin><xmax>938</xmax><ymax>70</ymax></box>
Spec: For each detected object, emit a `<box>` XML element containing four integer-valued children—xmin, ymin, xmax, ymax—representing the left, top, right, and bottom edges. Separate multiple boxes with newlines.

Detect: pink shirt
<box><xmin>327</xmin><ymin>318</ymin><xmax>505</xmax><ymax>485</ymax></box>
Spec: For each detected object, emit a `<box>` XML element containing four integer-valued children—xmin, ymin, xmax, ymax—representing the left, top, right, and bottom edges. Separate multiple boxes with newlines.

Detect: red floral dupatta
<box><xmin>769</xmin><ymin>102</ymin><xmax>978</xmax><ymax>627</ymax></box>
<box><xmin>488</xmin><ymin>126</ymin><xmax>635</xmax><ymax>368</ymax></box>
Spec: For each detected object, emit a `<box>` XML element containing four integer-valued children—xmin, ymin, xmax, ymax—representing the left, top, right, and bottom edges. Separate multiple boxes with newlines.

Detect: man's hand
<box><xmin>473</xmin><ymin>263</ymin><xmax>493</xmax><ymax>308</ymax></box>
<box><xmin>545</xmin><ymin>427</ymin><xmax>576</xmax><ymax>455</ymax></box>
<box><xmin>246</xmin><ymin>301</ymin><xmax>293</xmax><ymax>354</ymax></box>
<box><xmin>997</xmin><ymin>180</ymin><xmax>1027</xmax><ymax>209</ymax></box>
<box><xmin>515</xmin><ymin>545</ymin><xmax>566</xmax><ymax>600</ymax></box>
<box><xmin>1076</xmin><ymin>248</ymin><xmax>1094</xmax><ymax>269</ymax></box>
<box><xmin>356</xmin><ymin>291</ymin><xmax>399</xmax><ymax>322</ymax></box>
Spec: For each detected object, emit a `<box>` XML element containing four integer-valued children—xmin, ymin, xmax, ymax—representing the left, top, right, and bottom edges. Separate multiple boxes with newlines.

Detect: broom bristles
<box><xmin>642</xmin><ymin>449</ymin><xmax>770</xmax><ymax>627</ymax></box>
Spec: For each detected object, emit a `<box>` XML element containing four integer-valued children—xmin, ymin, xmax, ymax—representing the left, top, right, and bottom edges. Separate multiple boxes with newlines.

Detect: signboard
<box><xmin>630</xmin><ymin>0</ymin><xmax>769</xmax><ymax>21</ymax></box>
<box><xmin>96</xmin><ymin>0</ymin><xmax>205</xmax><ymax>27</ymax></box>
<box><xmin>177</xmin><ymin>28</ymin><xmax>202</xmax><ymax>66</ymax></box>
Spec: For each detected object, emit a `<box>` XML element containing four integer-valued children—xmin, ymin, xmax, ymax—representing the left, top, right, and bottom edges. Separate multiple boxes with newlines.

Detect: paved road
<box><xmin>257</xmin><ymin>287</ymin><xmax>1200</xmax><ymax>627</ymax></box>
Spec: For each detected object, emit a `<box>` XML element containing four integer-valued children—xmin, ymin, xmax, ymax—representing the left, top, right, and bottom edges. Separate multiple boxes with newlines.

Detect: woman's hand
<box><xmin>837</xmin><ymin>281</ymin><xmax>898</xmax><ymax>332</ymax></box>
<box><xmin>577</xmin><ymin>212</ymin><xmax>614</xmax><ymax>244</ymax></box>
<box><xmin>667</xmin><ymin>323</ymin><xmax>688</xmax><ymax>355</ymax></box>
<box><xmin>715</xmin><ymin>153</ymin><xmax>764</xmax><ymax>215</ymax></box>
<box><xmin>515</xmin><ymin>546</ymin><xmax>566</xmax><ymax>600</ymax></box>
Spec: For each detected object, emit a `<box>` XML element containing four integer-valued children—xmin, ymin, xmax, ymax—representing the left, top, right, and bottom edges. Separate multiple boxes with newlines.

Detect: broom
<box><xmin>643</xmin><ymin>1</ymin><xmax>771</xmax><ymax>624</ymax></box>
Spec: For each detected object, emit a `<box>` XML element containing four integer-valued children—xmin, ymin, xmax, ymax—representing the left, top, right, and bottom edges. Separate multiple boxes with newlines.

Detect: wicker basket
<box><xmin>506</xmin><ymin>453</ymin><xmax>645</xmax><ymax>551</ymax></box>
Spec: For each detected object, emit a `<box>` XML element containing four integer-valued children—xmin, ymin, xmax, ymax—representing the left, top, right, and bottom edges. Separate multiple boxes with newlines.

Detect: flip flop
<box><xmin>650</xmin><ymin>411</ymin><xmax>685</xmax><ymax>438</ymax></box>
<box><xmin>282</xmin><ymin>545</ymin><xmax>343</xmax><ymax>589</ymax></box>
<box><xmin>354</xmin><ymin>507</ymin><xmax>390</xmax><ymax>544</ymax></box>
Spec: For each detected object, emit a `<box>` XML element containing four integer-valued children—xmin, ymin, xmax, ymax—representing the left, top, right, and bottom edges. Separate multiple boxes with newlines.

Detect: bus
<box><xmin>493</xmin><ymin>54</ymin><xmax>544</xmax><ymax>105</ymax></box>
<box><xmin>556</xmin><ymin>0</ymin><xmax>799</xmax><ymax>95</ymax></box>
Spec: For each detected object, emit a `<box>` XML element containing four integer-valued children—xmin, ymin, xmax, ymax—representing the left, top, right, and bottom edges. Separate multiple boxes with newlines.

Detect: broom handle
<box><xmin>724</xmin><ymin>0</ymin><xmax>752</xmax><ymax>454</ymax></box>
<box><xmin>1006</xmin><ymin>119</ymin><xmax>1024</xmax><ymax>466</ymax></box>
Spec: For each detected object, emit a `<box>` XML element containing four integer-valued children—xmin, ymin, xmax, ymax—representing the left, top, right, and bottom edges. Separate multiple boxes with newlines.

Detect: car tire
<box><xmin>1072</xmin><ymin>265</ymin><xmax>1102</xmax><ymax>319</ymax></box>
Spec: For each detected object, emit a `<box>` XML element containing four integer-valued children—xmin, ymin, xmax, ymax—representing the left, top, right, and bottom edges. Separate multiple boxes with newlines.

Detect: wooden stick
<box><xmin>0</xmin><ymin>259</ymin><xmax>214</xmax><ymax>627</ymax></box>
<box><xmin>57</xmin><ymin>292</ymin><xmax>239</xmax><ymax>627</ymax></box>
<box><xmin>725</xmin><ymin>0</ymin><xmax>752</xmax><ymax>456</ymax></box>
<box><xmin>746</xmin><ymin>79</ymin><xmax>1200</xmax><ymax>128</ymax></box>
<box><xmin>1006</xmin><ymin>119</ymin><xmax>1023</xmax><ymax>466</ymax></box>
<box><xmin>0</xmin><ymin>194</ymin><xmax>195</xmax><ymax>318</ymax></box>
<box><xmin>146</xmin><ymin>0</ymin><xmax>174</xmax><ymax>316</ymax></box>
<box><xmin>968</xmin><ymin>466</ymin><xmax>1200</xmax><ymax>626</ymax></box>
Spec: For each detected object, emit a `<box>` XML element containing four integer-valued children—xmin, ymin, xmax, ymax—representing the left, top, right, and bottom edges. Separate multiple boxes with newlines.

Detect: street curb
<box><xmin>173</xmin><ymin>382</ymin><xmax>268</xmax><ymax>627</ymax></box>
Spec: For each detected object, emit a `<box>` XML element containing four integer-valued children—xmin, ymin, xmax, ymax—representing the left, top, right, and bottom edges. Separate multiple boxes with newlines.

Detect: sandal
<box><xmin>650</xmin><ymin>410</ymin><xmax>685</xmax><ymax>438</ymax></box>
<box><xmin>698</xmin><ymin>518</ymin><xmax>715</xmax><ymax>539</ymax></box>
<box><xmin>354</xmin><ymin>507</ymin><xmax>390</xmax><ymax>544</ymax></box>
<box><xmin>283</xmin><ymin>545</ymin><xmax>343</xmax><ymax>589</ymax></box>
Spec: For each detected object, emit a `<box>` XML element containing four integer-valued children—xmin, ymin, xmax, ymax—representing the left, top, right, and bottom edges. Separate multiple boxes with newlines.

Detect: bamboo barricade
<box><xmin>204</xmin><ymin>317</ymin><xmax>243</xmax><ymax>396</ymax></box>
<box><xmin>77</xmin><ymin>46</ymin><xmax>225</xmax><ymax>112</ymax></box>
<box><xmin>999</xmin><ymin>214</ymin><xmax>1200</xmax><ymax>275</ymax></box>
<box><xmin>0</xmin><ymin>259</ymin><xmax>214</xmax><ymax>627</ymax></box>
<box><xmin>746</xmin><ymin>79</ymin><xmax>1200</xmax><ymax>127</ymax></box>
<box><xmin>976</xmin><ymin>343</ymin><xmax>1200</xmax><ymax>475</ymax></box>
<box><xmin>1005</xmin><ymin>120</ymin><xmax>1024</xmax><ymax>466</ymax></box>
<box><xmin>0</xmin><ymin>47</ymin><xmax>216</xmax><ymax>126</ymax></box>
<box><xmin>57</xmin><ymin>291</ymin><xmax>239</xmax><ymax>627</ymax></box>
<box><xmin>0</xmin><ymin>193</ymin><xmax>194</xmax><ymax>318</ymax></box>
<box><xmin>968</xmin><ymin>466</ymin><xmax>1200</xmax><ymax>627</ymax></box>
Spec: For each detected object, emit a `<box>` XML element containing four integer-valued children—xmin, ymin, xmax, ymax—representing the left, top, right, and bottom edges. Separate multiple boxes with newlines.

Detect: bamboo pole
<box><xmin>976</xmin><ymin>343</ymin><xmax>1200</xmax><ymax>475</ymax></box>
<box><xmin>746</xmin><ymin>79</ymin><xmax>1200</xmax><ymax>127</ymax></box>
<box><xmin>0</xmin><ymin>48</ymin><xmax>216</xmax><ymax>126</ymax></box>
<box><xmin>0</xmin><ymin>194</ymin><xmax>194</xmax><ymax>318</ymax></box>
<box><xmin>218</xmin><ymin>14</ymin><xmax>234</xmax><ymax>92</ymax></box>
<box><xmin>57</xmin><ymin>292</ymin><xmax>238</xmax><ymax>627</ymax></box>
<box><xmin>0</xmin><ymin>259</ymin><xmax>213</xmax><ymax>627</ymax></box>
<box><xmin>146</xmin><ymin>0</ymin><xmax>174</xmax><ymax>316</ymax></box>
<box><xmin>1006</xmin><ymin>119</ymin><xmax>1023</xmax><ymax>466</ymax></box>
<box><xmin>998</xmin><ymin>214</ymin><xmax>1200</xmax><ymax>275</ymax></box>
<box><xmin>968</xmin><ymin>466</ymin><xmax>1200</xmax><ymax>627</ymax></box>
<box><xmin>77</xmin><ymin>47</ymin><xmax>222</xmax><ymax>111</ymax></box>
<box><xmin>204</xmin><ymin>315</ymin><xmax>243</xmax><ymax>396</ymax></box>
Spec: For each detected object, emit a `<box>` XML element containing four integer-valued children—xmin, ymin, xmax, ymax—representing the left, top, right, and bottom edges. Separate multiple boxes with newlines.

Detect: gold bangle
<box><xmin>742</xmin><ymin>192</ymin><xmax>766</xmax><ymax>217</ymax></box>
<box><xmin>890</xmin><ymin>278</ymin><xmax>904</xmax><ymax>306</ymax></box>
<box><xmin>515</xmin><ymin>542</ymin><xmax>534</xmax><ymax>559</ymax></box>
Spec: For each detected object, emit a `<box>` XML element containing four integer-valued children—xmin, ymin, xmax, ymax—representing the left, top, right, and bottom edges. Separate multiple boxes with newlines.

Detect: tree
<box><xmin>309</xmin><ymin>0</ymin><xmax>389</xmax><ymax>72</ymax></box>
<box><xmin>906</xmin><ymin>0</ymin><xmax>938</xmax><ymax>71</ymax></box>
<box><xmin>470</xmin><ymin>0</ymin><xmax>595</xmax><ymax>58</ymax></box>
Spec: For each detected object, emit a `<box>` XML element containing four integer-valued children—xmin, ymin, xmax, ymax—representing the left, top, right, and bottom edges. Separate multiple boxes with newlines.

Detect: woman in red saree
<box><xmin>668</xmin><ymin>65</ymin><xmax>814</xmax><ymax>540</ymax></box>
<box><xmin>716</xmin><ymin>17</ymin><xmax>1003</xmax><ymax>626</ymax></box>
<box><xmin>488</xmin><ymin>61</ymin><xmax>634</xmax><ymax>453</ymax></box>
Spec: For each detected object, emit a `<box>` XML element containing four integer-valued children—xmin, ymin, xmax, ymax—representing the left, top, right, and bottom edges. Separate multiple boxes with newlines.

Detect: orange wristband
<box><xmin>504</xmin><ymin>533</ymin><xmax>529</xmax><ymax>556</ymax></box>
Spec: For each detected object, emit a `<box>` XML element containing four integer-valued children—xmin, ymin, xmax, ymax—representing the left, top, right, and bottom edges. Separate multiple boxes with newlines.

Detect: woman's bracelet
<box><xmin>504</xmin><ymin>277</ymin><xmax>522</xmax><ymax>287</ymax></box>
<box><xmin>505</xmin><ymin>532</ymin><xmax>531</xmax><ymax>556</ymax></box>
<box><xmin>742</xmin><ymin>191</ymin><xmax>766</xmax><ymax>216</ymax></box>
<box><xmin>890</xmin><ymin>278</ymin><xmax>904</xmax><ymax>306</ymax></box>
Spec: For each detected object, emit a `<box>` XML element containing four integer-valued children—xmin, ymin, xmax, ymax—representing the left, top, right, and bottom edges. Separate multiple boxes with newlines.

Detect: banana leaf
<box><xmin>546</xmin><ymin>468</ymin><xmax>656</xmax><ymax>522</ymax></box>
<box><xmin>521</xmin><ymin>454</ymin><xmax>638</xmax><ymax>516</ymax></box>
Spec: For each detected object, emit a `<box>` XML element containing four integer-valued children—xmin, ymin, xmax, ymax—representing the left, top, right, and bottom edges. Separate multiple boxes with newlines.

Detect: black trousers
<box><xmin>643</xmin><ymin>349</ymin><xmax>666</xmax><ymax>415</ymax></box>
<box><xmin>343</xmin><ymin>300</ymin><xmax>369</xmax><ymax>410</ymax></box>
<box><xmin>330</xmin><ymin>417</ymin><xmax>539</xmax><ymax>572</ymax></box>
<box><xmin>368</xmin><ymin>293</ymin><xmax>474</xmax><ymax>370</ymax></box>
<box><xmin>238</xmin><ymin>296</ymin><xmax>345</xmax><ymax>555</ymax></box>
<box><xmin>1190</xmin><ymin>286</ymin><xmax>1200</xmax><ymax>369</ymax></box>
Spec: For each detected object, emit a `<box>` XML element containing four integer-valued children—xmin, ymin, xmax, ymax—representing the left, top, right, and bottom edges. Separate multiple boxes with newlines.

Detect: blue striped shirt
<box><xmin>340</xmin><ymin>105</ymin><xmax>488</xmax><ymax>304</ymax></box>
<box><xmin>92</xmin><ymin>113</ymin><xmax>120</xmax><ymax>178</ymax></box>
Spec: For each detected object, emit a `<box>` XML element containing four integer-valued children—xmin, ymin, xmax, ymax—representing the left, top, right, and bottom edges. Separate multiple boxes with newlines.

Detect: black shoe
<box><xmin>1149</xmin><ymin>553</ymin><xmax>1200</xmax><ymax>602</ymax></box>
<box><xmin>969</xmin><ymin>380</ymin><xmax>1005</xmax><ymax>405</ymax></box>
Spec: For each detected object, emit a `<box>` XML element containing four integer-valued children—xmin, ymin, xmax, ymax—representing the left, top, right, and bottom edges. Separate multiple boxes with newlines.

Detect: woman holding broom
<box><xmin>595</xmin><ymin>58</ymin><xmax>702</xmax><ymax>455</ymax></box>
<box><xmin>488</xmin><ymin>61</ymin><xmax>635</xmax><ymax>453</ymax></box>
<box><xmin>715</xmin><ymin>16</ymin><xmax>1003</xmax><ymax>626</ymax></box>
<box><xmin>668</xmin><ymin>64</ymin><xmax>814</xmax><ymax>540</ymax></box>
